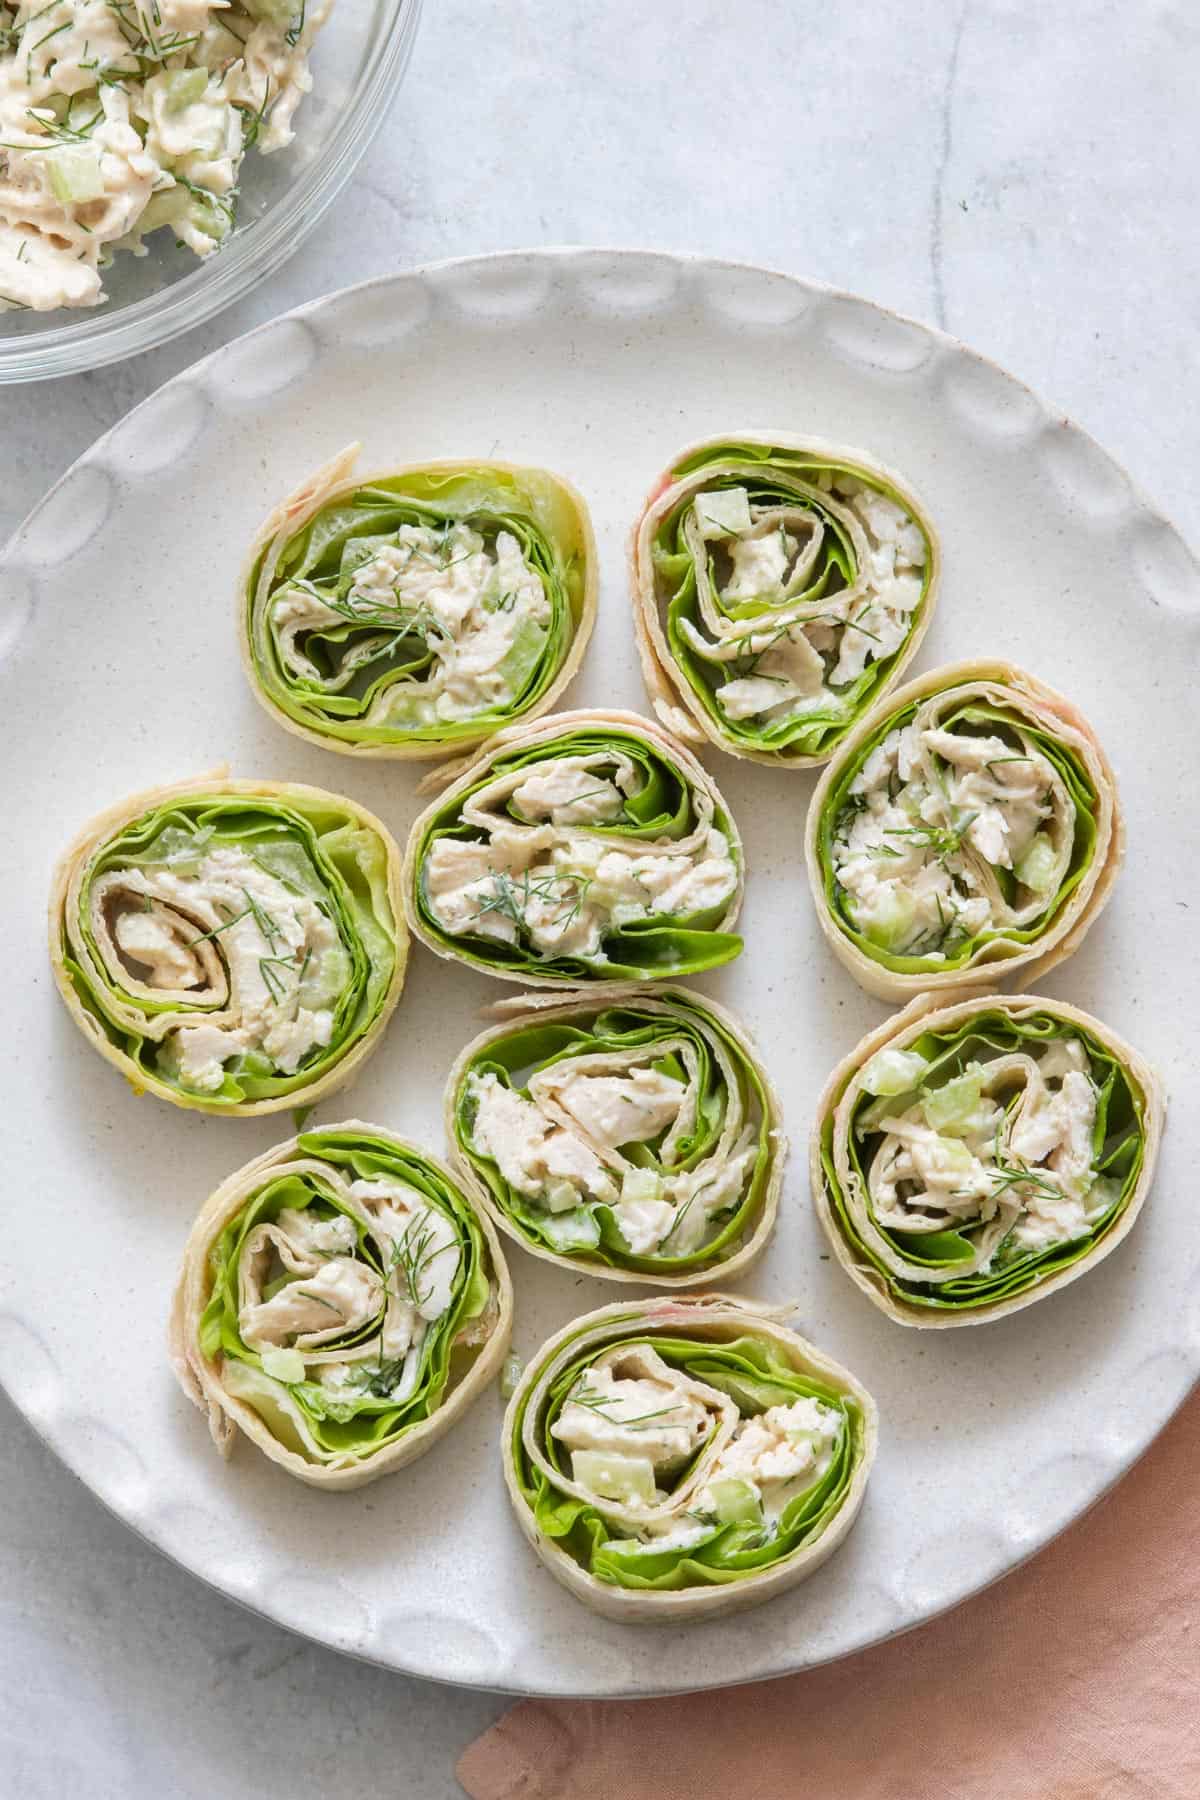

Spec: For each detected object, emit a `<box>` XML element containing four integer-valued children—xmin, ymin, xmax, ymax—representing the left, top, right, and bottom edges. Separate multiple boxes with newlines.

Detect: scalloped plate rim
<box><xmin>2</xmin><ymin>248</ymin><xmax>1197</xmax><ymax>1699</ymax></box>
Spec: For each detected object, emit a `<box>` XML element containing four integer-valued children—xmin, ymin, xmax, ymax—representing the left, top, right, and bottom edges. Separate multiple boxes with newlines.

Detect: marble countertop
<box><xmin>3</xmin><ymin>2</ymin><xmax>1196</xmax><ymax>1794</ymax></box>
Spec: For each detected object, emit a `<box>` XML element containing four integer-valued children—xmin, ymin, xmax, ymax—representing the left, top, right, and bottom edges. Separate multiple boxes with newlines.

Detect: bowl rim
<box><xmin>0</xmin><ymin>0</ymin><xmax>423</xmax><ymax>385</ymax></box>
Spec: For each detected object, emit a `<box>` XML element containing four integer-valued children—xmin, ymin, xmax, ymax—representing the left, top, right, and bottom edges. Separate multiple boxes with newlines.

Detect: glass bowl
<box><xmin>0</xmin><ymin>0</ymin><xmax>422</xmax><ymax>384</ymax></box>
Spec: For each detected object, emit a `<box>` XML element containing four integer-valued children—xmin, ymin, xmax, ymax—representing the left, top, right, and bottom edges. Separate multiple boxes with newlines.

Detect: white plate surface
<box><xmin>2</xmin><ymin>250</ymin><xmax>1198</xmax><ymax>1697</ymax></box>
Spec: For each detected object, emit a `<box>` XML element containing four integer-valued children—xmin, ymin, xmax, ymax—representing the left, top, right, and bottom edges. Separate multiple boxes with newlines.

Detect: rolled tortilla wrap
<box><xmin>50</xmin><ymin>772</ymin><xmax>406</xmax><ymax>1115</ymax></box>
<box><xmin>403</xmin><ymin>708</ymin><xmax>745</xmax><ymax>987</ymax></box>
<box><xmin>240</xmin><ymin>445</ymin><xmax>596</xmax><ymax>762</ymax></box>
<box><xmin>811</xmin><ymin>990</ymin><xmax>1163</xmax><ymax>1327</ymax></box>
<box><xmin>170</xmin><ymin>1121</ymin><xmax>512</xmax><ymax>1490</ymax></box>
<box><xmin>503</xmin><ymin>1293</ymin><xmax>877</xmax><ymax>1621</ymax></box>
<box><xmin>805</xmin><ymin>660</ymin><xmax>1123</xmax><ymax>1000</ymax></box>
<box><xmin>631</xmin><ymin>433</ymin><xmax>939</xmax><ymax>766</ymax></box>
<box><xmin>446</xmin><ymin>985</ymin><xmax>785</xmax><ymax>1284</ymax></box>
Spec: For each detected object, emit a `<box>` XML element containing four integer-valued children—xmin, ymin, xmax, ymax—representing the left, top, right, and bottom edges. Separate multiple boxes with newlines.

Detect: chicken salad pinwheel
<box><xmin>240</xmin><ymin>447</ymin><xmax>596</xmax><ymax>761</ymax></box>
<box><xmin>50</xmin><ymin>773</ymin><xmax>405</xmax><ymax>1114</ymax></box>
<box><xmin>171</xmin><ymin>1123</ymin><xmax>512</xmax><ymax>1488</ymax></box>
<box><xmin>447</xmin><ymin>988</ymin><xmax>784</xmax><ymax>1283</ymax></box>
<box><xmin>404</xmin><ymin>709</ymin><xmax>744</xmax><ymax>986</ymax></box>
<box><xmin>504</xmin><ymin>1295</ymin><xmax>876</xmax><ymax>1620</ymax></box>
<box><xmin>806</xmin><ymin>661</ymin><xmax>1122</xmax><ymax>1000</ymax></box>
<box><xmin>812</xmin><ymin>991</ymin><xmax>1162</xmax><ymax>1327</ymax></box>
<box><xmin>630</xmin><ymin>434</ymin><xmax>939</xmax><ymax>765</ymax></box>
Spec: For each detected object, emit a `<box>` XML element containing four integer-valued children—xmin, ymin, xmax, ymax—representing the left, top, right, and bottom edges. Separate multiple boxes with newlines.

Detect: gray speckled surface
<box><xmin>2</xmin><ymin>3</ymin><xmax>1196</xmax><ymax>1795</ymax></box>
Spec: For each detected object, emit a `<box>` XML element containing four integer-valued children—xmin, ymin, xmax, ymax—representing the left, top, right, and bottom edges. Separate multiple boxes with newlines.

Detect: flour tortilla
<box><xmin>804</xmin><ymin>660</ymin><xmax>1124</xmax><ymax>1001</ymax></box>
<box><xmin>49</xmin><ymin>769</ymin><xmax>408</xmax><ymax>1116</ymax></box>
<box><xmin>503</xmin><ymin>1293</ymin><xmax>877</xmax><ymax>1621</ymax></box>
<box><xmin>443</xmin><ymin>984</ymin><xmax>786</xmax><ymax>1287</ymax></box>
<box><xmin>169</xmin><ymin>1120</ymin><xmax>513</xmax><ymax>1491</ymax></box>
<box><xmin>403</xmin><ymin>707</ymin><xmax>745</xmax><ymax>988</ymax></box>
<box><xmin>240</xmin><ymin>444</ymin><xmax>597</xmax><ymax>765</ymax></box>
<box><xmin>629</xmin><ymin>431</ymin><xmax>941</xmax><ymax>766</ymax></box>
<box><xmin>809</xmin><ymin>989</ymin><xmax>1164</xmax><ymax>1328</ymax></box>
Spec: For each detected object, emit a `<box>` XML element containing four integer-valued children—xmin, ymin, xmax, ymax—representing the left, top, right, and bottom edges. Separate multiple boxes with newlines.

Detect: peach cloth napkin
<box><xmin>458</xmin><ymin>1391</ymin><xmax>1199</xmax><ymax>1800</ymax></box>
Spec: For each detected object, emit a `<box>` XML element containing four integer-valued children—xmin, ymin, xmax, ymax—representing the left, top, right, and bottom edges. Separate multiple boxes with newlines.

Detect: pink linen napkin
<box><xmin>458</xmin><ymin>1392</ymin><xmax>1199</xmax><ymax>1799</ymax></box>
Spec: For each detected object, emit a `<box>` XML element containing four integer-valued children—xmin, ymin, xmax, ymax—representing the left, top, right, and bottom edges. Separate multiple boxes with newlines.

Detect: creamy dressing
<box><xmin>678</xmin><ymin>474</ymin><xmax>926</xmax><ymax>728</ymax></box>
<box><xmin>863</xmin><ymin>1037</ymin><xmax>1108</xmax><ymax>1267</ymax></box>
<box><xmin>552</xmin><ymin>1362</ymin><xmax>712</xmax><ymax>1478</ymax></box>
<box><xmin>234</xmin><ymin>1175</ymin><xmax>461</xmax><ymax>1406</ymax></box>
<box><xmin>693</xmin><ymin>1397</ymin><xmax>843</xmax><ymax>1524</ymax></box>
<box><xmin>272</xmin><ymin>519</ymin><xmax>550</xmax><ymax>727</ymax></box>
<box><xmin>833</xmin><ymin>713</ymin><xmax>1075</xmax><ymax>958</ymax></box>
<box><xmin>466</xmin><ymin>1027</ymin><xmax>758</xmax><ymax>1258</ymax></box>
<box><xmin>549</xmin><ymin>1352</ymin><xmax>840</xmax><ymax>1547</ymax></box>
<box><xmin>424</xmin><ymin>750</ymin><xmax>738</xmax><ymax>965</ymax></box>
<box><xmin>0</xmin><ymin>1</ymin><xmax>330</xmax><ymax>312</ymax></box>
<box><xmin>92</xmin><ymin>841</ymin><xmax>349</xmax><ymax>1093</ymax></box>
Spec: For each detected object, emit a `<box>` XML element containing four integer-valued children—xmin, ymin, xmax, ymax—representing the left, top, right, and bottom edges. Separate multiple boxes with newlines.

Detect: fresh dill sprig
<box><xmin>472</xmin><ymin>868</ymin><xmax>594</xmax><ymax>935</ymax></box>
<box><xmin>657</xmin><ymin>1192</ymin><xmax>697</xmax><ymax>1251</ymax></box>
<box><xmin>985</xmin><ymin>756</ymin><xmax>1033</xmax><ymax>774</ymax></box>
<box><xmin>566</xmin><ymin>1382</ymin><xmax>683</xmax><ymax>1430</ymax></box>
<box><xmin>387</xmin><ymin>1214</ymin><xmax>454</xmax><ymax>1309</ymax></box>
<box><xmin>295</xmin><ymin>1288</ymin><xmax>343</xmax><ymax>1316</ymax></box>
<box><xmin>984</xmin><ymin>1156</ymin><xmax>1066</xmax><ymax>1202</ymax></box>
<box><xmin>241</xmin><ymin>885</ymin><xmax>285</xmax><ymax>951</ymax></box>
<box><xmin>188</xmin><ymin>902</ymin><xmax>252</xmax><ymax>945</ymax></box>
<box><xmin>882</xmin><ymin>811</ymin><xmax>979</xmax><ymax>866</ymax></box>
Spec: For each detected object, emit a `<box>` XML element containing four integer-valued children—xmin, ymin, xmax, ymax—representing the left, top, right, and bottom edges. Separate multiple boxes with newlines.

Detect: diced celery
<box><xmin>543</xmin><ymin>1180</ymin><xmax>580</xmax><ymax>1216</ymax></box>
<box><xmin>261</xmin><ymin>1347</ymin><xmax>306</xmax><ymax>1384</ymax></box>
<box><xmin>856</xmin><ymin>1092</ymin><xmax>909</xmax><ymax>1133</ymax></box>
<box><xmin>186</xmin><ymin>187</ymin><xmax>233</xmax><ymax>245</ymax></box>
<box><xmin>1016</xmin><ymin>834</ymin><xmax>1058</xmax><ymax>893</ymax></box>
<box><xmin>929</xmin><ymin>1135</ymin><xmax>974</xmax><ymax>1175</ymax></box>
<box><xmin>707</xmin><ymin>1477</ymin><xmax>762</xmax><ymax>1525</ymax></box>
<box><xmin>620</xmin><ymin>1167</ymin><xmax>663</xmax><ymax>1207</ymax></box>
<box><xmin>47</xmin><ymin>147</ymin><xmax>104</xmax><ymax>205</ymax></box>
<box><xmin>862</xmin><ymin>888</ymin><xmax>917</xmax><ymax>952</ymax></box>
<box><xmin>861</xmin><ymin>1047</ymin><xmax>929</xmax><ymax>1096</ymax></box>
<box><xmin>922</xmin><ymin>1070</ymin><xmax>983</xmax><ymax>1135</ymax></box>
<box><xmin>571</xmin><ymin>1450</ymin><xmax>657</xmax><ymax>1505</ymax></box>
<box><xmin>500</xmin><ymin>1352</ymin><xmax>523</xmax><ymax>1399</ymax></box>
<box><xmin>164</xmin><ymin>67</ymin><xmax>209</xmax><ymax>112</ymax></box>
<box><xmin>541</xmin><ymin>1207</ymin><xmax>601</xmax><ymax>1252</ymax></box>
<box><xmin>496</xmin><ymin>615</ymin><xmax>547</xmax><ymax>697</ymax></box>
<box><xmin>299</xmin><ymin>941</ymin><xmax>351</xmax><ymax>1009</ymax></box>
<box><xmin>695</xmin><ymin>487</ymin><xmax>752</xmax><ymax>538</ymax></box>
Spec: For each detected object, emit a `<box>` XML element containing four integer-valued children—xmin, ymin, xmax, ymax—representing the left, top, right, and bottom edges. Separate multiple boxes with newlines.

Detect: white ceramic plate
<box><xmin>3</xmin><ymin>250</ymin><xmax>1197</xmax><ymax>1697</ymax></box>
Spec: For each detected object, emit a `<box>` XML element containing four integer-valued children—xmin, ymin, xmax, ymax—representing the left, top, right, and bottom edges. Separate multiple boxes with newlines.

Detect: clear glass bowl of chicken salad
<box><xmin>0</xmin><ymin>0</ymin><xmax>421</xmax><ymax>382</ymax></box>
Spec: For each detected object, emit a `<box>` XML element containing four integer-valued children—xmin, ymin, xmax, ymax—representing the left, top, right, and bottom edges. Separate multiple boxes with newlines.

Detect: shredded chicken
<box><xmin>677</xmin><ymin>472</ymin><xmax>926</xmax><ymax>728</ymax></box>
<box><xmin>424</xmin><ymin>749</ymin><xmax>738</xmax><ymax>965</ymax></box>
<box><xmin>833</xmin><ymin>707</ymin><xmax>1075</xmax><ymax>959</ymax></box>
<box><xmin>272</xmin><ymin>520</ymin><xmax>551</xmax><ymax>728</ymax></box>
<box><xmin>862</xmin><ymin>1036</ymin><xmax>1111</xmax><ymax>1270</ymax></box>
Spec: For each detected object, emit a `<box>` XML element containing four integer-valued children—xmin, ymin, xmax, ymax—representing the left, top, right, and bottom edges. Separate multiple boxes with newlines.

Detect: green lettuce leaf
<box><xmin>201</xmin><ymin>1127</ymin><xmax>492</xmax><ymax>1465</ymax></box>
<box><xmin>245</xmin><ymin>467</ymin><xmax>589</xmax><ymax>748</ymax></box>
<box><xmin>511</xmin><ymin>1321</ymin><xmax>864</xmax><ymax>1591</ymax></box>
<box><xmin>649</xmin><ymin>441</ymin><xmax>934</xmax><ymax>760</ymax></box>
<box><xmin>62</xmin><ymin>788</ymin><xmax>397</xmax><ymax>1106</ymax></box>
<box><xmin>821</xmin><ymin>1007</ymin><xmax>1148</xmax><ymax>1312</ymax></box>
